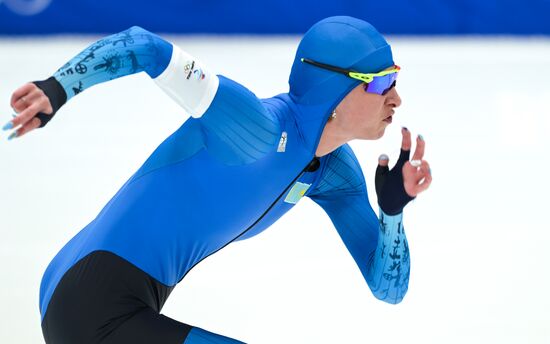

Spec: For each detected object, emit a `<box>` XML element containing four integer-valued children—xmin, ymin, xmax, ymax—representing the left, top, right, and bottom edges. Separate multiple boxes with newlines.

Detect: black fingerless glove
<box><xmin>375</xmin><ymin>149</ymin><xmax>416</xmax><ymax>215</ymax></box>
<box><xmin>32</xmin><ymin>76</ymin><xmax>67</xmax><ymax>128</ymax></box>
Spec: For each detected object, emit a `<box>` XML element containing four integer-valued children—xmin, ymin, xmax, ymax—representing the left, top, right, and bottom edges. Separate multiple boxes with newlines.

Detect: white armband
<box><xmin>153</xmin><ymin>45</ymin><xmax>219</xmax><ymax>118</ymax></box>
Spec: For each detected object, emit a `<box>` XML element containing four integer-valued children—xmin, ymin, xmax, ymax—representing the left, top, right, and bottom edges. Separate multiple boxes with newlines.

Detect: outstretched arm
<box><xmin>310</xmin><ymin>195</ymin><xmax>412</xmax><ymax>305</ymax></box>
<box><xmin>53</xmin><ymin>26</ymin><xmax>174</xmax><ymax>101</ymax></box>
<box><xmin>308</xmin><ymin>129</ymin><xmax>431</xmax><ymax>304</ymax></box>
<box><xmin>5</xmin><ymin>26</ymin><xmax>218</xmax><ymax>138</ymax></box>
<box><xmin>307</xmin><ymin>144</ymin><xmax>412</xmax><ymax>304</ymax></box>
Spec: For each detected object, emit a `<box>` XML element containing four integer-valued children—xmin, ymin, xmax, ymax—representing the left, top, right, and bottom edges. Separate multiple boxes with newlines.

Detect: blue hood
<box><xmin>284</xmin><ymin>16</ymin><xmax>394</xmax><ymax>154</ymax></box>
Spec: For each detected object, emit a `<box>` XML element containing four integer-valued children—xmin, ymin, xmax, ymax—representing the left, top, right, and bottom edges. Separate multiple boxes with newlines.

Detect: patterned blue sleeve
<box><xmin>53</xmin><ymin>26</ymin><xmax>172</xmax><ymax>101</ymax></box>
<box><xmin>307</xmin><ymin>144</ymin><xmax>410</xmax><ymax>304</ymax></box>
<box><xmin>48</xmin><ymin>26</ymin><xmax>281</xmax><ymax>166</ymax></box>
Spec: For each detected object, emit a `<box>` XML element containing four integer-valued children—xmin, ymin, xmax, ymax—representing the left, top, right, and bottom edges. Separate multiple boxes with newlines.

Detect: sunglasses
<box><xmin>301</xmin><ymin>58</ymin><xmax>400</xmax><ymax>96</ymax></box>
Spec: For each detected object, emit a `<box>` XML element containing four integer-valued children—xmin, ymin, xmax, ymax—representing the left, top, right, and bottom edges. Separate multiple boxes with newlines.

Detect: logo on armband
<box><xmin>192</xmin><ymin>68</ymin><xmax>205</xmax><ymax>81</ymax></box>
<box><xmin>184</xmin><ymin>61</ymin><xmax>205</xmax><ymax>81</ymax></box>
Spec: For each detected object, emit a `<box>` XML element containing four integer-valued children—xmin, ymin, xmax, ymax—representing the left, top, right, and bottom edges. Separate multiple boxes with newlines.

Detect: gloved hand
<box><xmin>3</xmin><ymin>76</ymin><xmax>66</xmax><ymax>139</ymax></box>
<box><xmin>375</xmin><ymin>127</ymin><xmax>432</xmax><ymax>215</ymax></box>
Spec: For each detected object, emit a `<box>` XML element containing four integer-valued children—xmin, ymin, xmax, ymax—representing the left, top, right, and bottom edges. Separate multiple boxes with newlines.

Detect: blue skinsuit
<box><xmin>39</xmin><ymin>18</ymin><xmax>411</xmax><ymax>343</ymax></box>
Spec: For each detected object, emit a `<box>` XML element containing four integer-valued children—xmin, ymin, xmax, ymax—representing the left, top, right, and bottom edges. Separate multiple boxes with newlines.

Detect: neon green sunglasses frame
<box><xmin>300</xmin><ymin>58</ymin><xmax>400</xmax><ymax>84</ymax></box>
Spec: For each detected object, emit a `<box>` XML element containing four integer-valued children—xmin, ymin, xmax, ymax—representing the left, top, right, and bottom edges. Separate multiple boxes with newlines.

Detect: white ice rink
<box><xmin>1</xmin><ymin>35</ymin><xmax>549</xmax><ymax>343</ymax></box>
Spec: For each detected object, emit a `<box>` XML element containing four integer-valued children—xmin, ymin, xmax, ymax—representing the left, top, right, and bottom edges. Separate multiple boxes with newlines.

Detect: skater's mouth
<box><xmin>383</xmin><ymin>111</ymin><xmax>394</xmax><ymax>123</ymax></box>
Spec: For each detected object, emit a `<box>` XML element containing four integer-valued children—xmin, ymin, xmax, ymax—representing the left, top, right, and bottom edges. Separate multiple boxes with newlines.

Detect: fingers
<box><xmin>379</xmin><ymin>129</ymin><xmax>427</xmax><ymax>174</ymax></box>
<box><xmin>411</xmin><ymin>134</ymin><xmax>425</xmax><ymax>161</ymax></box>
<box><xmin>378</xmin><ymin>153</ymin><xmax>389</xmax><ymax>167</ymax></box>
<box><xmin>408</xmin><ymin>160</ymin><xmax>430</xmax><ymax>181</ymax></box>
<box><xmin>375</xmin><ymin>154</ymin><xmax>390</xmax><ymax>196</ymax></box>
<box><xmin>10</xmin><ymin>92</ymin><xmax>52</xmax><ymax>128</ymax></box>
<box><xmin>393</xmin><ymin>128</ymin><xmax>412</xmax><ymax>168</ymax></box>
<box><xmin>3</xmin><ymin>102</ymin><xmax>43</xmax><ymax>135</ymax></box>
<box><xmin>397</xmin><ymin>148</ymin><xmax>410</xmax><ymax>166</ymax></box>
<box><xmin>4</xmin><ymin>82</ymin><xmax>54</xmax><ymax>140</ymax></box>
<box><xmin>401</xmin><ymin>127</ymin><xmax>412</xmax><ymax>151</ymax></box>
<box><xmin>11</xmin><ymin>83</ymin><xmax>37</xmax><ymax>112</ymax></box>
<box><xmin>414</xmin><ymin>160</ymin><xmax>431</xmax><ymax>181</ymax></box>
<box><xmin>403</xmin><ymin>160</ymin><xmax>432</xmax><ymax>196</ymax></box>
<box><xmin>11</xmin><ymin>103</ymin><xmax>43</xmax><ymax>129</ymax></box>
<box><xmin>415</xmin><ymin>163</ymin><xmax>432</xmax><ymax>194</ymax></box>
<box><xmin>13</xmin><ymin>88</ymin><xmax>43</xmax><ymax>114</ymax></box>
<box><xmin>10</xmin><ymin>117</ymin><xmax>42</xmax><ymax>139</ymax></box>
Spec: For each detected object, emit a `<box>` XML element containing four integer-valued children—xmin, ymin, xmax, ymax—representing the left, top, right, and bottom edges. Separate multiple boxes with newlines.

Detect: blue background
<box><xmin>1</xmin><ymin>0</ymin><xmax>550</xmax><ymax>35</ymax></box>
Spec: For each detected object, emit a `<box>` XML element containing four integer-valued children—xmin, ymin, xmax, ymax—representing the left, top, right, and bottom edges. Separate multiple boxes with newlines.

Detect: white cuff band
<box><xmin>154</xmin><ymin>45</ymin><xmax>219</xmax><ymax>118</ymax></box>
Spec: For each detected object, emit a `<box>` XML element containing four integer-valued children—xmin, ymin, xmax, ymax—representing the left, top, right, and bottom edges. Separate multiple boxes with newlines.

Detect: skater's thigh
<box><xmin>103</xmin><ymin>307</ymin><xmax>190</xmax><ymax>343</ymax></box>
<box><xmin>107</xmin><ymin>309</ymin><xmax>246</xmax><ymax>344</ymax></box>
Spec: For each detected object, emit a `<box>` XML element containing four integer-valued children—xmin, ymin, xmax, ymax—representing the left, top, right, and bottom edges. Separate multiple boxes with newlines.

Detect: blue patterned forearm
<box><xmin>366</xmin><ymin>208</ymin><xmax>410</xmax><ymax>304</ymax></box>
<box><xmin>53</xmin><ymin>26</ymin><xmax>173</xmax><ymax>101</ymax></box>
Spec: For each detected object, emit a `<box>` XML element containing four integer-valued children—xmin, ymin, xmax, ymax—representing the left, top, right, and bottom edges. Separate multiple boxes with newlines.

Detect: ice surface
<box><xmin>0</xmin><ymin>35</ymin><xmax>549</xmax><ymax>343</ymax></box>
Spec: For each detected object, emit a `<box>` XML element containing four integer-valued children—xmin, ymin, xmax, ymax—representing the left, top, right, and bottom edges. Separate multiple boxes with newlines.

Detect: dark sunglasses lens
<box><xmin>365</xmin><ymin>73</ymin><xmax>398</xmax><ymax>95</ymax></box>
<box><xmin>381</xmin><ymin>80</ymin><xmax>397</xmax><ymax>95</ymax></box>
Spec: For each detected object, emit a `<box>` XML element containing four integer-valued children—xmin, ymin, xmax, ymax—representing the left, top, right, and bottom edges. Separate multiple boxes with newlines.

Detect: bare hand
<box><xmin>378</xmin><ymin>127</ymin><xmax>432</xmax><ymax>197</ymax></box>
<box><xmin>5</xmin><ymin>82</ymin><xmax>53</xmax><ymax>139</ymax></box>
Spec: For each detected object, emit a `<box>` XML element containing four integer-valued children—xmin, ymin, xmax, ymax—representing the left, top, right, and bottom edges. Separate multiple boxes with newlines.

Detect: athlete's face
<box><xmin>334</xmin><ymin>80</ymin><xmax>402</xmax><ymax>140</ymax></box>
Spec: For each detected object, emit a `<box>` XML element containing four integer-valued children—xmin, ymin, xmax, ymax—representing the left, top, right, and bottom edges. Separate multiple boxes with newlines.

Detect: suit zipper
<box><xmin>177</xmin><ymin>157</ymin><xmax>319</xmax><ymax>283</ymax></box>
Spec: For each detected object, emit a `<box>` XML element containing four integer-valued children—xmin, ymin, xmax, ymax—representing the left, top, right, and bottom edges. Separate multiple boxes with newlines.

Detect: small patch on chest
<box><xmin>284</xmin><ymin>182</ymin><xmax>311</xmax><ymax>204</ymax></box>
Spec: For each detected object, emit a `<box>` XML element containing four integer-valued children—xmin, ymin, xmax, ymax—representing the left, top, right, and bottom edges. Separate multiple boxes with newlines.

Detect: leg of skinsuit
<box><xmin>183</xmin><ymin>327</ymin><xmax>246</xmax><ymax>344</ymax></box>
